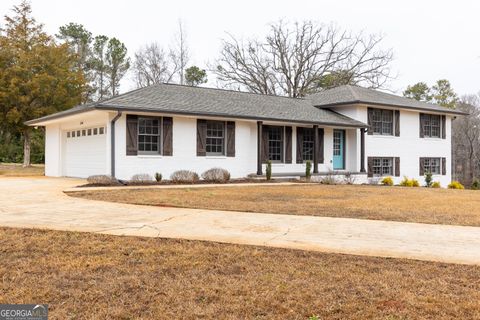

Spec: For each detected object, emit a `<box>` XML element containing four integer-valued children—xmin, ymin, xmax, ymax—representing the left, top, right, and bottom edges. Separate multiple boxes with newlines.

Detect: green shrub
<box><xmin>154</xmin><ymin>172</ymin><xmax>162</xmax><ymax>182</ymax></box>
<box><xmin>411</xmin><ymin>179</ymin><xmax>420</xmax><ymax>187</ymax></box>
<box><xmin>381</xmin><ymin>176</ymin><xmax>394</xmax><ymax>186</ymax></box>
<box><xmin>424</xmin><ymin>171</ymin><xmax>433</xmax><ymax>187</ymax></box>
<box><xmin>305</xmin><ymin>160</ymin><xmax>312</xmax><ymax>181</ymax></box>
<box><xmin>399</xmin><ymin>176</ymin><xmax>419</xmax><ymax>187</ymax></box>
<box><xmin>431</xmin><ymin>181</ymin><xmax>441</xmax><ymax>188</ymax></box>
<box><xmin>471</xmin><ymin>179</ymin><xmax>480</xmax><ymax>190</ymax></box>
<box><xmin>448</xmin><ymin>181</ymin><xmax>464</xmax><ymax>189</ymax></box>
<box><xmin>266</xmin><ymin>160</ymin><xmax>272</xmax><ymax>181</ymax></box>
<box><xmin>399</xmin><ymin>176</ymin><xmax>412</xmax><ymax>187</ymax></box>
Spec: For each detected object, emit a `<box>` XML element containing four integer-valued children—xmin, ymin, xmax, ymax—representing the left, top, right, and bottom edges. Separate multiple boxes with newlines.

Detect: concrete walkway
<box><xmin>2</xmin><ymin>177</ymin><xmax>480</xmax><ymax>265</ymax></box>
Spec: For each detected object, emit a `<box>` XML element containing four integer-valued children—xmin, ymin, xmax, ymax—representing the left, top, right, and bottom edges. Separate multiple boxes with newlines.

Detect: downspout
<box><xmin>110</xmin><ymin>111</ymin><xmax>122</xmax><ymax>178</ymax></box>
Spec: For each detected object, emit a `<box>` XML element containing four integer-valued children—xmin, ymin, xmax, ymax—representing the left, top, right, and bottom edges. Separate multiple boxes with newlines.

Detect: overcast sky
<box><xmin>1</xmin><ymin>0</ymin><xmax>479</xmax><ymax>97</ymax></box>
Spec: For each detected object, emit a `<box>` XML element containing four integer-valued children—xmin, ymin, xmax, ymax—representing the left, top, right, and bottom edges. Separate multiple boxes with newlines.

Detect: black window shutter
<box><xmin>196</xmin><ymin>119</ymin><xmax>207</xmax><ymax>156</ymax></box>
<box><xmin>261</xmin><ymin>125</ymin><xmax>269</xmax><ymax>162</ymax></box>
<box><xmin>419</xmin><ymin>157</ymin><xmax>425</xmax><ymax>176</ymax></box>
<box><xmin>367</xmin><ymin>157</ymin><xmax>373</xmax><ymax>177</ymax></box>
<box><xmin>226</xmin><ymin>121</ymin><xmax>235</xmax><ymax>157</ymax></box>
<box><xmin>442</xmin><ymin>157</ymin><xmax>446</xmax><ymax>175</ymax></box>
<box><xmin>395</xmin><ymin>157</ymin><xmax>400</xmax><ymax>177</ymax></box>
<box><xmin>126</xmin><ymin>115</ymin><xmax>138</xmax><ymax>156</ymax></box>
<box><xmin>318</xmin><ymin>128</ymin><xmax>324</xmax><ymax>164</ymax></box>
<box><xmin>419</xmin><ymin>114</ymin><xmax>425</xmax><ymax>138</ymax></box>
<box><xmin>441</xmin><ymin>115</ymin><xmax>446</xmax><ymax>139</ymax></box>
<box><xmin>367</xmin><ymin>108</ymin><xmax>373</xmax><ymax>135</ymax></box>
<box><xmin>296</xmin><ymin>127</ymin><xmax>303</xmax><ymax>164</ymax></box>
<box><xmin>285</xmin><ymin>126</ymin><xmax>292</xmax><ymax>163</ymax></box>
<box><xmin>394</xmin><ymin>110</ymin><xmax>400</xmax><ymax>137</ymax></box>
<box><xmin>162</xmin><ymin>117</ymin><xmax>173</xmax><ymax>156</ymax></box>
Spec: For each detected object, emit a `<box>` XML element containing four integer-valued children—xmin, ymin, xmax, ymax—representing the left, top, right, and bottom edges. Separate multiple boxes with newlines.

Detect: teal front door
<box><xmin>333</xmin><ymin>129</ymin><xmax>345</xmax><ymax>170</ymax></box>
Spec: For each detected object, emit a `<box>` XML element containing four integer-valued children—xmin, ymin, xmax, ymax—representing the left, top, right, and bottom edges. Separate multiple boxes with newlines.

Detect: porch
<box><xmin>254</xmin><ymin>121</ymin><xmax>367</xmax><ymax>178</ymax></box>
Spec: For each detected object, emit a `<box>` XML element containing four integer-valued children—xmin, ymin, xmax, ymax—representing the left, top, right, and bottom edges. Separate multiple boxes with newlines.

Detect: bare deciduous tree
<box><xmin>170</xmin><ymin>20</ymin><xmax>190</xmax><ymax>85</ymax></box>
<box><xmin>452</xmin><ymin>95</ymin><xmax>480</xmax><ymax>186</ymax></box>
<box><xmin>214</xmin><ymin>20</ymin><xmax>394</xmax><ymax>97</ymax></box>
<box><xmin>133</xmin><ymin>43</ymin><xmax>178</xmax><ymax>87</ymax></box>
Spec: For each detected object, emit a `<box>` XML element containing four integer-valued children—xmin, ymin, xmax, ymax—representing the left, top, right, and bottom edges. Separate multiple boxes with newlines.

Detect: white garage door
<box><xmin>63</xmin><ymin>127</ymin><xmax>107</xmax><ymax>178</ymax></box>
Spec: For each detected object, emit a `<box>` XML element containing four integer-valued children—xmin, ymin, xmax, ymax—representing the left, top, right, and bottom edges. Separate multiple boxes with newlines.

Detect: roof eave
<box><xmin>24</xmin><ymin>106</ymin><xmax>97</xmax><ymax>126</ymax></box>
<box><xmin>314</xmin><ymin>100</ymin><xmax>468</xmax><ymax>116</ymax></box>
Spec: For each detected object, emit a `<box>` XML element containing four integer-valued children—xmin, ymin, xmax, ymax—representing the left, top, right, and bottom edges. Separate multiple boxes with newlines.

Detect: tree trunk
<box><xmin>22</xmin><ymin>129</ymin><xmax>31</xmax><ymax>167</ymax></box>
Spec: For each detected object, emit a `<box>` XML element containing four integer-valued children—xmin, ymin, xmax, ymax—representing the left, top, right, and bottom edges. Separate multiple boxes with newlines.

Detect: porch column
<box><xmin>257</xmin><ymin>121</ymin><xmax>263</xmax><ymax>175</ymax></box>
<box><xmin>313</xmin><ymin>124</ymin><xmax>319</xmax><ymax>173</ymax></box>
<box><xmin>360</xmin><ymin>128</ymin><xmax>366</xmax><ymax>173</ymax></box>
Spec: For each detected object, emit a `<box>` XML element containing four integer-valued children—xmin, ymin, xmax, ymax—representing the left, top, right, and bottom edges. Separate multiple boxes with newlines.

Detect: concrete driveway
<box><xmin>2</xmin><ymin>176</ymin><xmax>480</xmax><ymax>265</ymax></box>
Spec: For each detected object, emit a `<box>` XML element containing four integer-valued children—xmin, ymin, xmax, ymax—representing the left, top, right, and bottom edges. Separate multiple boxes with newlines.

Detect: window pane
<box><xmin>206</xmin><ymin>121</ymin><xmax>225</xmax><ymax>155</ymax></box>
<box><xmin>372</xmin><ymin>109</ymin><xmax>393</xmax><ymax>135</ymax></box>
<box><xmin>372</xmin><ymin>157</ymin><xmax>392</xmax><ymax>176</ymax></box>
<box><xmin>268</xmin><ymin>126</ymin><xmax>283</xmax><ymax>161</ymax></box>
<box><xmin>302</xmin><ymin>128</ymin><xmax>314</xmax><ymax>161</ymax></box>
<box><xmin>138</xmin><ymin>117</ymin><xmax>161</xmax><ymax>154</ymax></box>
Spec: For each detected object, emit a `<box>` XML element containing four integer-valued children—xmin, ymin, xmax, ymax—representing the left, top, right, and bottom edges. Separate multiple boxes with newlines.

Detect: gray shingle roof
<box><xmin>27</xmin><ymin>84</ymin><xmax>367</xmax><ymax>127</ymax></box>
<box><xmin>26</xmin><ymin>83</ymin><xmax>466</xmax><ymax>126</ymax></box>
<box><xmin>308</xmin><ymin>85</ymin><xmax>467</xmax><ymax>115</ymax></box>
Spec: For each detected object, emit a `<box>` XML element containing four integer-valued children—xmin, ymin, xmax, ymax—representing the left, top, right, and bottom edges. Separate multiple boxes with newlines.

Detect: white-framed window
<box><xmin>372</xmin><ymin>109</ymin><xmax>393</xmax><ymax>135</ymax></box>
<box><xmin>302</xmin><ymin>128</ymin><xmax>314</xmax><ymax>161</ymax></box>
<box><xmin>423</xmin><ymin>114</ymin><xmax>441</xmax><ymax>138</ymax></box>
<box><xmin>206</xmin><ymin>120</ymin><xmax>225</xmax><ymax>156</ymax></box>
<box><xmin>424</xmin><ymin>157</ymin><xmax>441</xmax><ymax>175</ymax></box>
<box><xmin>267</xmin><ymin>126</ymin><xmax>284</xmax><ymax>162</ymax></box>
<box><xmin>138</xmin><ymin>117</ymin><xmax>161</xmax><ymax>155</ymax></box>
<box><xmin>372</xmin><ymin>157</ymin><xmax>393</xmax><ymax>176</ymax></box>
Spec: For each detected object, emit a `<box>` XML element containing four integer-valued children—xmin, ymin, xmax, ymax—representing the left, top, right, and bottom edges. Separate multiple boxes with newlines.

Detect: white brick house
<box><xmin>27</xmin><ymin>84</ymin><xmax>465</xmax><ymax>186</ymax></box>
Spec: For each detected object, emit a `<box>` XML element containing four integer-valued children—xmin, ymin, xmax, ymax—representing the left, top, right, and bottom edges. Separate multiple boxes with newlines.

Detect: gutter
<box><xmin>110</xmin><ymin>111</ymin><xmax>122</xmax><ymax>178</ymax></box>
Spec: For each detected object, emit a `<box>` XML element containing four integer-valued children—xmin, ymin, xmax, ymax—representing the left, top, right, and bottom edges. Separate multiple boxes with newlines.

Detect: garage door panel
<box><xmin>63</xmin><ymin>130</ymin><xmax>107</xmax><ymax>178</ymax></box>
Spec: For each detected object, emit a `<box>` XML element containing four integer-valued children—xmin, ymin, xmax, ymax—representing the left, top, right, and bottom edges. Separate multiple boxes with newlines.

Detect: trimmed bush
<box><xmin>431</xmin><ymin>181</ymin><xmax>441</xmax><ymax>188</ymax></box>
<box><xmin>471</xmin><ymin>179</ymin><xmax>480</xmax><ymax>190</ymax></box>
<box><xmin>399</xmin><ymin>176</ymin><xmax>419</xmax><ymax>187</ymax></box>
<box><xmin>320</xmin><ymin>174</ymin><xmax>337</xmax><ymax>185</ymax></box>
<box><xmin>201</xmin><ymin>168</ymin><xmax>231</xmax><ymax>183</ymax></box>
<box><xmin>86</xmin><ymin>175</ymin><xmax>118</xmax><ymax>186</ymax></box>
<box><xmin>381</xmin><ymin>176</ymin><xmax>394</xmax><ymax>186</ymax></box>
<box><xmin>154</xmin><ymin>172</ymin><xmax>162</xmax><ymax>182</ymax></box>
<box><xmin>170</xmin><ymin>170</ymin><xmax>199</xmax><ymax>183</ymax></box>
<box><xmin>130</xmin><ymin>173</ymin><xmax>153</xmax><ymax>183</ymax></box>
<box><xmin>448</xmin><ymin>181</ymin><xmax>464</xmax><ymax>189</ymax></box>
<box><xmin>266</xmin><ymin>160</ymin><xmax>272</xmax><ymax>181</ymax></box>
<box><xmin>305</xmin><ymin>160</ymin><xmax>312</xmax><ymax>181</ymax></box>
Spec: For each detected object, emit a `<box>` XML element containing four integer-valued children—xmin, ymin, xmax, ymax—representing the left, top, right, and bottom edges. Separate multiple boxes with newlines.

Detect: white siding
<box><xmin>44</xmin><ymin>105</ymin><xmax>453</xmax><ymax>187</ymax></box>
<box><xmin>112</xmin><ymin>113</ymin><xmax>361</xmax><ymax>180</ymax></box>
<box><xmin>335</xmin><ymin>105</ymin><xmax>452</xmax><ymax>187</ymax></box>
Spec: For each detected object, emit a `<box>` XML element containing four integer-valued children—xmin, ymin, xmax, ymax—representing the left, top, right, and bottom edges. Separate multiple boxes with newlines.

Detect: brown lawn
<box><xmin>0</xmin><ymin>163</ymin><xmax>44</xmax><ymax>176</ymax></box>
<box><xmin>1</xmin><ymin>227</ymin><xmax>479</xmax><ymax>319</ymax></box>
<box><xmin>71</xmin><ymin>184</ymin><xmax>480</xmax><ymax>227</ymax></box>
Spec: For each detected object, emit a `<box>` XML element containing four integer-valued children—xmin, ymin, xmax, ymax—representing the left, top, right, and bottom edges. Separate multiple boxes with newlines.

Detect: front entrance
<box><xmin>333</xmin><ymin>129</ymin><xmax>345</xmax><ymax>170</ymax></box>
